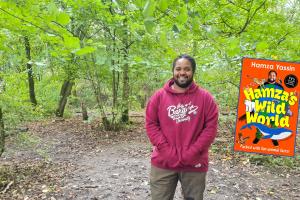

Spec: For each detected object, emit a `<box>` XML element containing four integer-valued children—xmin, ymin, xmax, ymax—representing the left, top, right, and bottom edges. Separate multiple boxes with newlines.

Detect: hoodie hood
<box><xmin>163</xmin><ymin>78</ymin><xmax>198</xmax><ymax>94</ymax></box>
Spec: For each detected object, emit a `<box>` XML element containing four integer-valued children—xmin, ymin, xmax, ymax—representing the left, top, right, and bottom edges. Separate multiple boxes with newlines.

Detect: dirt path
<box><xmin>1</xmin><ymin>117</ymin><xmax>299</xmax><ymax>200</ymax></box>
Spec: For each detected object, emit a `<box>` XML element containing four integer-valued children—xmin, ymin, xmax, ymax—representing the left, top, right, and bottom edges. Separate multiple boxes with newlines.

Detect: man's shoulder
<box><xmin>194</xmin><ymin>87</ymin><xmax>217</xmax><ymax>105</ymax></box>
<box><xmin>263</xmin><ymin>82</ymin><xmax>284</xmax><ymax>89</ymax></box>
<box><xmin>274</xmin><ymin>82</ymin><xmax>284</xmax><ymax>89</ymax></box>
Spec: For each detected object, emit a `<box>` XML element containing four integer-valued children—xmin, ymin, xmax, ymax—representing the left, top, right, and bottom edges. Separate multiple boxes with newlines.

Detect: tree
<box><xmin>0</xmin><ymin>77</ymin><xmax>5</xmax><ymax>157</ymax></box>
<box><xmin>0</xmin><ymin>0</ymin><xmax>298</xmax><ymax>134</ymax></box>
<box><xmin>24</xmin><ymin>36</ymin><xmax>38</xmax><ymax>106</ymax></box>
<box><xmin>0</xmin><ymin>107</ymin><xmax>4</xmax><ymax>157</ymax></box>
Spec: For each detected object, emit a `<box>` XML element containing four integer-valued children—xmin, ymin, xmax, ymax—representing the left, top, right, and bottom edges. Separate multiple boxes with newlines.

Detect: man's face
<box><xmin>268</xmin><ymin>72</ymin><xmax>276</xmax><ymax>83</ymax></box>
<box><xmin>173</xmin><ymin>58</ymin><xmax>194</xmax><ymax>88</ymax></box>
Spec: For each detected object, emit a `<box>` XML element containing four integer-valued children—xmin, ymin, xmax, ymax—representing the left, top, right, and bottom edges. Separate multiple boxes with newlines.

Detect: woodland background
<box><xmin>0</xmin><ymin>0</ymin><xmax>299</xmax><ymax>199</ymax></box>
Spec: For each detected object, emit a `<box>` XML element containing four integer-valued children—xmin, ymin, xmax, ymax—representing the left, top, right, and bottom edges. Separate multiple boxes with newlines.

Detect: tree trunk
<box><xmin>121</xmin><ymin>50</ymin><xmax>129</xmax><ymax>123</ymax></box>
<box><xmin>121</xmin><ymin>19</ymin><xmax>130</xmax><ymax>123</ymax></box>
<box><xmin>112</xmin><ymin>69</ymin><xmax>117</xmax><ymax>108</ymax></box>
<box><xmin>87</xmin><ymin>54</ymin><xmax>110</xmax><ymax>130</ymax></box>
<box><xmin>112</xmin><ymin>30</ymin><xmax>117</xmax><ymax>110</ymax></box>
<box><xmin>81</xmin><ymin>101</ymin><xmax>88</xmax><ymax>121</ymax></box>
<box><xmin>192</xmin><ymin>40</ymin><xmax>197</xmax><ymax>56</ymax></box>
<box><xmin>0</xmin><ymin>107</ymin><xmax>5</xmax><ymax>157</ymax></box>
<box><xmin>24</xmin><ymin>36</ymin><xmax>37</xmax><ymax>106</ymax></box>
<box><xmin>55</xmin><ymin>80</ymin><xmax>74</xmax><ymax>117</ymax></box>
<box><xmin>138</xmin><ymin>94</ymin><xmax>147</xmax><ymax>109</ymax></box>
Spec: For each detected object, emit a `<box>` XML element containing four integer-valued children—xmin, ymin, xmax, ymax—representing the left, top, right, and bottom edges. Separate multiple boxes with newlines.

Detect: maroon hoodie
<box><xmin>145</xmin><ymin>79</ymin><xmax>218</xmax><ymax>172</ymax></box>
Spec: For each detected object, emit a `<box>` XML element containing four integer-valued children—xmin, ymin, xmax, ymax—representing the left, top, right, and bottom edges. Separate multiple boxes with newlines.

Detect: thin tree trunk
<box><xmin>87</xmin><ymin>54</ymin><xmax>110</xmax><ymax>129</ymax></box>
<box><xmin>121</xmin><ymin>19</ymin><xmax>130</xmax><ymax>123</ymax></box>
<box><xmin>24</xmin><ymin>36</ymin><xmax>37</xmax><ymax>106</ymax></box>
<box><xmin>81</xmin><ymin>101</ymin><xmax>88</xmax><ymax>121</ymax></box>
<box><xmin>122</xmin><ymin>54</ymin><xmax>129</xmax><ymax>123</ymax></box>
<box><xmin>55</xmin><ymin>80</ymin><xmax>74</xmax><ymax>117</ymax></box>
<box><xmin>142</xmin><ymin>84</ymin><xmax>150</xmax><ymax>109</ymax></box>
<box><xmin>0</xmin><ymin>107</ymin><xmax>5</xmax><ymax>157</ymax></box>
<box><xmin>112</xmin><ymin>69</ymin><xmax>117</xmax><ymax>108</ymax></box>
<box><xmin>192</xmin><ymin>40</ymin><xmax>197</xmax><ymax>56</ymax></box>
<box><xmin>112</xmin><ymin>31</ymin><xmax>117</xmax><ymax>110</ymax></box>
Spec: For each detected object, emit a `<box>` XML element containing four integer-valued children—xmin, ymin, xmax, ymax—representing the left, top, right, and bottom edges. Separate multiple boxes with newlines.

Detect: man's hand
<box><xmin>181</xmin><ymin>146</ymin><xmax>199</xmax><ymax>166</ymax></box>
<box><xmin>156</xmin><ymin>143</ymin><xmax>181</xmax><ymax>168</ymax></box>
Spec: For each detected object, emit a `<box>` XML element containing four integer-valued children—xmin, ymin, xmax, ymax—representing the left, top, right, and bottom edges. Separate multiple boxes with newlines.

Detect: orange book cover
<box><xmin>234</xmin><ymin>57</ymin><xmax>300</xmax><ymax>156</ymax></box>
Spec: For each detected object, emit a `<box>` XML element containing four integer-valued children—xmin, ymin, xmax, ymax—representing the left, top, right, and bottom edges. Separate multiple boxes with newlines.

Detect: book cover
<box><xmin>234</xmin><ymin>57</ymin><xmax>300</xmax><ymax>156</ymax></box>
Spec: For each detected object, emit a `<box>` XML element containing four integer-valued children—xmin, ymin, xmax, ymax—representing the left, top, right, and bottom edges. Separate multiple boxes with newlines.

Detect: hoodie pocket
<box><xmin>181</xmin><ymin>146</ymin><xmax>207</xmax><ymax>168</ymax></box>
<box><xmin>152</xmin><ymin>144</ymin><xmax>181</xmax><ymax>168</ymax></box>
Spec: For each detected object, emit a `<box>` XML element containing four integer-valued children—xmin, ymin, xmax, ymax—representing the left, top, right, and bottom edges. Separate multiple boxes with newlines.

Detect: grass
<box><xmin>248</xmin><ymin>154</ymin><xmax>300</xmax><ymax>170</ymax></box>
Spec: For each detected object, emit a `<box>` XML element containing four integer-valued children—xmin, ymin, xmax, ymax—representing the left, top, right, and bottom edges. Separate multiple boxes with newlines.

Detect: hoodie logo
<box><xmin>167</xmin><ymin>102</ymin><xmax>198</xmax><ymax>123</ymax></box>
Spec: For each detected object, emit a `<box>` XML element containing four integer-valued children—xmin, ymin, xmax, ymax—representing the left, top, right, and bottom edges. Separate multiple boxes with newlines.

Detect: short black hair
<box><xmin>268</xmin><ymin>70</ymin><xmax>277</xmax><ymax>76</ymax></box>
<box><xmin>172</xmin><ymin>54</ymin><xmax>196</xmax><ymax>73</ymax></box>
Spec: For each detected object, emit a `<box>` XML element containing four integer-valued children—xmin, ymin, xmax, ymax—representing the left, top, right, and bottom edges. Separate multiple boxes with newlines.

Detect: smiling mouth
<box><xmin>178</xmin><ymin>76</ymin><xmax>188</xmax><ymax>82</ymax></box>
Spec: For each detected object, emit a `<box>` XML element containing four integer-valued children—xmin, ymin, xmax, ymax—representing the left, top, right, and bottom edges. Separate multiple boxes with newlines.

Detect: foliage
<box><xmin>0</xmin><ymin>0</ymin><xmax>298</xmax><ymax>111</ymax></box>
<box><xmin>0</xmin><ymin>0</ymin><xmax>299</xmax><ymax>160</ymax></box>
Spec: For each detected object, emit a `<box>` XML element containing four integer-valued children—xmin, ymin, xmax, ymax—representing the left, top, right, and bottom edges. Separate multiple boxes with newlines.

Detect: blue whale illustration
<box><xmin>241</xmin><ymin>123</ymin><xmax>292</xmax><ymax>140</ymax></box>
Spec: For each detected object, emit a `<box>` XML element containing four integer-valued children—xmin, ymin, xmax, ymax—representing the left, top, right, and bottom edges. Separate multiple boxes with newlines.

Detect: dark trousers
<box><xmin>150</xmin><ymin>165</ymin><xmax>206</xmax><ymax>200</ymax></box>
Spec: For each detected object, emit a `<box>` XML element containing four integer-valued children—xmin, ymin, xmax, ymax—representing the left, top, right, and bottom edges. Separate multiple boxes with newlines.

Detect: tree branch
<box><xmin>51</xmin><ymin>20</ymin><xmax>75</xmax><ymax>37</ymax></box>
<box><xmin>154</xmin><ymin>8</ymin><xmax>171</xmax><ymax>22</ymax></box>
<box><xmin>227</xmin><ymin>0</ymin><xmax>250</xmax><ymax>11</ymax></box>
<box><xmin>86</xmin><ymin>26</ymin><xmax>104</xmax><ymax>39</ymax></box>
<box><xmin>220</xmin><ymin>16</ymin><xmax>236</xmax><ymax>31</ymax></box>
<box><xmin>275</xmin><ymin>30</ymin><xmax>297</xmax><ymax>47</ymax></box>
<box><xmin>237</xmin><ymin>0</ymin><xmax>266</xmax><ymax>35</ymax></box>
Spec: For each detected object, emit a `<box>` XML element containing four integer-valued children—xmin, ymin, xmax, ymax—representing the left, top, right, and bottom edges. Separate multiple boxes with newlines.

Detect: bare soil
<box><xmin>0</xmin><ymin>116</ymin><xmax>299</xmax><ymax>200</ymax></box>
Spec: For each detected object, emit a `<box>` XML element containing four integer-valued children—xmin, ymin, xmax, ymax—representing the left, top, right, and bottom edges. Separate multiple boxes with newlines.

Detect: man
<box><xmin>145</xmin><ymin>54</ymin><xmax>218</xmax><ymax>200</ymax></box>
<box><xmin>252</xmin><ymin>70</ymin><xmax>284</xmax><ymax>146</ymax></box>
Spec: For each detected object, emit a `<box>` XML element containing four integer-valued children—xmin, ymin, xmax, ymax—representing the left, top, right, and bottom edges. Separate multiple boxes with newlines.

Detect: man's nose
<box><xmin>179</xmin><ymin>70</ymin><xmax>186</xmax><ymax>75</ymax></box>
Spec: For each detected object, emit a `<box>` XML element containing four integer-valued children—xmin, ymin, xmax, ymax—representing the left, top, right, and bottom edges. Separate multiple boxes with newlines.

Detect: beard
<box><xmin>173</xmin><ymin>76</ymin><xmax>193</xmax><ymax>88</ymax></box>
<box><xmin>268</xmin><ymin>78</ymin><xmax>276</xmax><ymax>83</ymax></box>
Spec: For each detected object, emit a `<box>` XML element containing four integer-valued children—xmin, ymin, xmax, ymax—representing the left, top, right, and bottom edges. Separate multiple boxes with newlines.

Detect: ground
<box><xmin>0</xmin><ymin>115</ymin><xmax>299</xmax><ymax>200</ymax></box>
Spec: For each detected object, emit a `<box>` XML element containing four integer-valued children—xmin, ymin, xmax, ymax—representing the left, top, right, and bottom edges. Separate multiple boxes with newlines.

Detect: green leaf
<box><xmin>134</xmin><ymin>56</ymin><xmax>143</xmax><ymax>63</ymax></box>
<box><xmin>134</xmin><ymin>0</ymin><xmax>144</xmax><ymax>8</ymax></box>
<box><xmin>113</xmin><ymin>0</ymin><xmax>121</xmax><ymax>8</ymax></box>
<box><xmin>143</xmin><ymin>0</ymin><xmax>156</xmax><ymax>18</ymax></box>
<box><xmin>160</xmin><ymin>31</ymin><xmax>167</xmax><ymax>46</ymax></box>
<box><xmin>158</xmin><ymin>0</ymin><xmax>168</xmax><ymax>12</ymax></box>
<box><xmin>64</xmin><ymin>36</ymin><xmax>80</xmax><ymax>49</ymax></box>
<box><xmin>0</xmin><ymin>2</ymin><xmax>10</xmax><ymax>9</ymax></box>
<box><xmin>75</xmin><ymin>46</ymin><xmax>96</xmax><ymax>56</ymax></box>
<box><xmin>256</xmin><ymin>41</ymin><xmax>269</xmax><ymax>52</ymax></box>
<box><xmin>226</xmin><ymin>38</ymin><xmax>240</xmax><ymax>56</ymax></box>
<box><xmin>185</xmin><ymin>0</ymin><xmax>195</xmax><ymax>3</ymax></box>
<box><xmin>144</xmin><ymin>18</ymin><xmax>156</xmax><ymax>34</ymax></box>
<box><xmin>95</xmin><ymin>54</ymin><xmax>107</xmax><ymax>65</ymax></box>
<box><xmin>56</xmin><ymin>12</ymin><xmax>70</xmax><ymax>25</ymax></box>
<box><xmin>127</xmin><ymin>3</ymin><xmax>138</xmax><ymax>11</ymax></box>
<box><xmin>176</xmin><ymin>6</ymin><xmax>188</xmax><ymax>24</ymax></box>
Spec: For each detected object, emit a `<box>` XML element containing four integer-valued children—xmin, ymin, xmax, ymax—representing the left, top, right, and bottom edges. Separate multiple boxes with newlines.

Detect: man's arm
<box><xmin>183</xmin><ymin>94</ymin><xmax>218</xmax><ymax>161</ymax></box>
<box><xmin>192</xmin><ymin>96</ymin><xmax>218</xmax><ymax>152</ymax></box>
<box><xmin>145</xmin><ymin>91</ymin><xmax>168</xmax><ymax>149</ymax></box>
